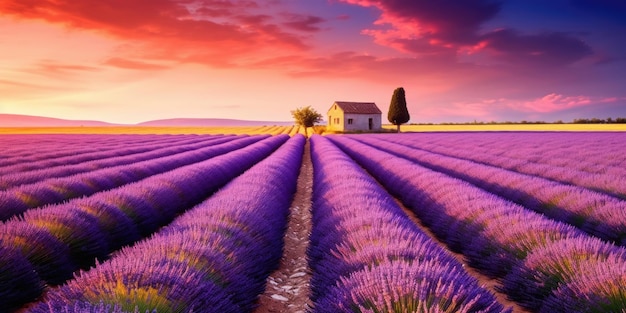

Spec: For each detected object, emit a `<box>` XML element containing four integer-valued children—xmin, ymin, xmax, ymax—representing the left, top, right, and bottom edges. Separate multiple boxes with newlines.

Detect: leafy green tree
<box><xmin>291</xmin><ymin>106</ymin><xmax>323</xmax><ymax>136</ymax></box>
<box><xmin>388</xmin><ymin>87</ymin><xmax>410</xmax><ymax>132</ymax></box>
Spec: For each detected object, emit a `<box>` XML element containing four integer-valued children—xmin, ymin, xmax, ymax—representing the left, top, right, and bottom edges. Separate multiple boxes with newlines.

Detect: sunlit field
<box><xmin>1</xmin><ymin>127</ymin><xmax>626</xmax><ymax>312</ymax></box>
<box><xmin>0</xmin><ymin>125</ymin><xmax>335</xmax><ymax>135</ymax></box>
<box><xmin>0</xmin><ymin>125</ymin><xmax>301</xmax><ymax>135</ymax></box>
<box><xmin>2</xmin><ymin>123</ymin><xmax>624</xmax><ymax>135</ymax></box>
<box><xmin>383</xmin><ymin>123</ymin><xmax>626</xmax><ymax>132</ymax></box>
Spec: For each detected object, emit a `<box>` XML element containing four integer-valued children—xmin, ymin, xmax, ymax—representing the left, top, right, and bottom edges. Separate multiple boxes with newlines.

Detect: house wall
<box><xmin>327</xmin><ymin>104</ymin><xmax>344</xmax><ymax>131</ymax></box>
<box><xmin>327</xmin><ymin>105</ymin><xmax>382</xmax><ymax>132</ymax></box>
<box><xmin>343</xmin><ymin>113</ymin><xmax>382</xmax><ymax>131</ymax></box>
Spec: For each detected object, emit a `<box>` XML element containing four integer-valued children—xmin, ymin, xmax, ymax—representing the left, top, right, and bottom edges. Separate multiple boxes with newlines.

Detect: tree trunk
<box><xmin>396</xmin><ymin>124</ymin><xmax>400</xmax><ymax>133</ymax></box>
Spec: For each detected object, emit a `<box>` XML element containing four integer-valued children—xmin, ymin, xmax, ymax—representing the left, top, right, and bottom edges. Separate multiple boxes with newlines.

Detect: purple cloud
<box><xmin>479</xmin><ymin>29</ymin><xmax>594</xmax><ymax>66</ymax></box>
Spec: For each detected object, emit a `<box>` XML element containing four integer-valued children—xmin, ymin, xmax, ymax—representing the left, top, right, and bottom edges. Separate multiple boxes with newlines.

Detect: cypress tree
<box><xmin>388</xmin><ymin>87</ymin><xmax>410</xmax><ymax>132</ymax></box>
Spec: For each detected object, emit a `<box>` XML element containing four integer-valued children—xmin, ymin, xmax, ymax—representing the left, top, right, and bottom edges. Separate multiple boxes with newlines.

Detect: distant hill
<box><xmin>137</xmin><ymin>118</ymin><xmax>294</xmax><ymax>127</ymax></box>
<box><xmin>0</xmin><ymin>114</ymin><xmax>118</xmax><ymax>127</ymax></box>
<box><xmin>0</xmin><ymin>114</ymin><xmax>294</xmax><ymax>127</ymax></box>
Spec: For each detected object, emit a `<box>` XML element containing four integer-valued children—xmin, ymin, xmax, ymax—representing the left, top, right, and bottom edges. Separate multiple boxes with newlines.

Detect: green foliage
<box><xmin>387</xmin><ymin>87</ymin><xmax>410</xmax><ymax>131</ymax></box>
<box><xmin>291</xmin><ymin>106</ymin><xmax>323</xmax><ymax>128</ymax></box>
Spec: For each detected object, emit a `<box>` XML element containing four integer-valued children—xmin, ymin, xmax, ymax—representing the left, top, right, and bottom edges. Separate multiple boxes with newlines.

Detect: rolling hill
<box><xmin>0</xmin><ymin>114</ymin><xmax>294</xmax><ymax>127</ymax></box>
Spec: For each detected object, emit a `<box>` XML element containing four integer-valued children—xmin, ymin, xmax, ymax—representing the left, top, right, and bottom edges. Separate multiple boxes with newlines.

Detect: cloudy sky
<box><xmin>1</xmin><ymin>0</ymin><xmax>625</xmax><ymax>124</ymax></box>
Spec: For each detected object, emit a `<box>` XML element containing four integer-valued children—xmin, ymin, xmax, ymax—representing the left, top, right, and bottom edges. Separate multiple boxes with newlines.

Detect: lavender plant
<box><xmin>308</xmin><ymin>135</ymin><xmax>508</xmax><ymax>313</ymax></box>
<box><xmin>1</xmin><ymin>135</ymin><xmax>289</xmax><ymax>310</ymax></box>
<box><xmin>26</xmin><ymin>135</ymin><xmax>304</xmax><ymax>312</ymax></box>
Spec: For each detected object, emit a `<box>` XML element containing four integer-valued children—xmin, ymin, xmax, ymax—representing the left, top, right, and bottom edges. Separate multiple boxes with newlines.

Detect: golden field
<box><xmin>383</xmin><ymin>123</ymin><xmax>626</xmax><ymax>132</ymax></box>
<box><xmin>0</xmin><ymin>125</ymin><xmax>304</xmax><ymax>135</ymax></box>
<box><xmin>0</xmin><ymin>123</ymin><xmax>624</xmax><ymax>135</ymax></box>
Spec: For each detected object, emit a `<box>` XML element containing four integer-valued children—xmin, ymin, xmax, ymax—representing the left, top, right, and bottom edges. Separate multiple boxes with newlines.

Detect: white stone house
<box><xmin>327</xmin><ymin>101</ymin><xmax>382</xmax><ymax>132</ymax></box>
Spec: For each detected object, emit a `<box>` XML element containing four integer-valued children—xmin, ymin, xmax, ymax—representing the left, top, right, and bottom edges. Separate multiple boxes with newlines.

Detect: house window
<box><xmin>347</xmin><ymin>118</ymin><xmax>353</xmax><ymax>125</ymax></box>
<box><xmin>335</xmin><ymin>118</ymin><xmax>340</xmax><ymax>124</ymax></box>
<box><xmin>329</xmin><ymin>116</ymin><xmax>332</xmax><ymax>125</ymax></box>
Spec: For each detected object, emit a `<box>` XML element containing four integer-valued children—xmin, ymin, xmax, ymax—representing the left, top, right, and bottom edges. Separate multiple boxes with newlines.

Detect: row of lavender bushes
<box><xmin>307</xmin><ymin>135</ymin><xmax>510</xmax><ymax>312</ymax></box>
<box><xmin>348</xmin><ymin>135</ymin><xmax>626</xmax><ymax>245</ymax></box>
<box><xmin>378</xmin><ymin>132</ymin><xmax>626</xmax><ymax>198</ymax></box>
<box><xmin>0</xmin><ymin>135</ymin><xmax>231</xmax><ymax>189</ymax></box>
<box><xmin>0</xmin><ymin>135</ymin><xmax>267</xmax><ymax>221</ymax></box>
<box><xmin>0</xmin><ymin>134</ymin><xmax>190</xmax><ymax>171</ymax></box>
<box><xmin>329</xmin><ymin>135</ymin><xmax>626</xmax><ymax>312</ymax></box>
<box><xmin>23</xmin><ymin>134</ymin><xmax>304</xmax><ymax>312</ymax></box>
<box><xmin>0</xmin><ymin>135</ymin><xmax>288</xmax><ymax>312</ymax></box>
<box><xmin>396</xmin><ymin>132</ymin><xmax>626</xmax><ymax>174</ymax></box>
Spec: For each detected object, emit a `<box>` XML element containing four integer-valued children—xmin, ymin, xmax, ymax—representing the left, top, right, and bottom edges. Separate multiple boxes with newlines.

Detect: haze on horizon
<box><xmin>1</xmin><ymin>0</ymin><xmax>625</xmax><ymax>124</ymax></box>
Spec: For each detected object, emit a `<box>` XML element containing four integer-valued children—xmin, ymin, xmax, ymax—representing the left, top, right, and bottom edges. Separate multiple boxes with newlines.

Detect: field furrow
<box><xmin>347</xmin><ymin>135</ymin><xmax>626</xmax><ymax>245</ymax></box>
<box><xmin>22</xmin><ymin>135</ymin><xmax>304</xmax><ymax>312</ymax></box>
<box><xmin>0</xmin><ymin>135</ymin><xmax>235</xmax><ymax>189</ymax></box>
<box><xmin>377</xmin><ymin>133</ymin><xmax>626</xmax><ymax>196</ymax></box>
<box><xmin>308</xmin><ymin>135</ymin><xmax>510</xmax><ymax>312</ymax></box>
<box><xmin>0</xmin><ymin>135</ymin><xmax>268</xmax><ymax>221</ymax></box>
<box><xmin>0</xmin><ymin>134</ymin><xmax>184</xmax><ymax>171</ymax></box>
<box><xmin>1</xmin><ymin>131</ymin><xmax>625</xmax><ymax>313</ymax></box>
<box><xmin>0</xmin><ymin>135</ymin><xmax>288</xmax><ymax>311</ymax></box>
<box><xmin>327</xmin><ymin>134</ymin><xmax>626</xmax><ymax>312</ymax></box>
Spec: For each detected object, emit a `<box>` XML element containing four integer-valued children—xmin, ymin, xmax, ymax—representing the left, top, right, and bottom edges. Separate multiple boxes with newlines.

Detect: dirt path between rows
<box><xmin>255</xmin><ymin>141</ymin><xmax>313</xmax><ymax>313</ymax></box>
<box><xmin>392</xmin><ymin>198</ymin><xmax>530</xmax><ymax>313</ymax></box>
<box><xmin>255</xmin><ymin>140</ymin><xmax>528</xmax><ymax>312</ymax></box>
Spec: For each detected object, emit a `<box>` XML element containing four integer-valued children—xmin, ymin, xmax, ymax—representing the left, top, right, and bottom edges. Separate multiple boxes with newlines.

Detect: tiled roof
<box><xmin>333</xmin><ymin>101</ymin><xmax>382</xmax><ymax>114</ymax></box>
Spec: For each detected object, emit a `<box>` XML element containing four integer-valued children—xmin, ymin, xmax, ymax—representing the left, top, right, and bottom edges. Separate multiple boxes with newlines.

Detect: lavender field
<box><xmin>1</xmin><ymin>131</ymin><xmax>625</xmax><ymax>312</ymax></box>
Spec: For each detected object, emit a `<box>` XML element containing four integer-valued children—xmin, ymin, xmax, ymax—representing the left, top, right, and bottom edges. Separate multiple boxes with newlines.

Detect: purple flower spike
<box><xmin>502</xmin><ymin>236</ymin><xmax>625</xmax><ymax>310</ymax></box>
<box><xmin>74</xmin><ymin>198</ymin><xmax>141</xmax><ymax>250</ymax></box>
<box><xmin>0</xmin><ymin>221</ymin><xmax>75</xmax><ymax>284</ymax></box>
<box><xmin>0</xmin><ymin>243</ymin><xmax>44</xmax><ymax>312</ymax></box>
<box><xmin>32</xmin><ymin>256</ymin><xmax>240</xmax><ymax>313</ymax></box>
<box><xmin>101</xmin><ymin>192</ymin><xmax>164</xmax><ymax>236</ymax></box>
<box><xmin>21</xmin><ymin>206</ymin><xmax>109</xmax><ymax>268</ymax></box>
<box><xmin>313</xmin><ymin>260</ymin><xmax>509</xmax><ymax>313</ymax></box>
<box><xmin>540</xmin><ymin>259</ymin><xmax>626</xmax><ymax>313</ymax></box>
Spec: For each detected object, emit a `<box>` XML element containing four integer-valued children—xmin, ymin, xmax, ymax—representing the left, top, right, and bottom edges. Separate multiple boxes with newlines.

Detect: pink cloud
<box><xmin>417</xmin><ymin>94</ymin><xmax>622</xmax><ymax>122</ymax></box>
<box><xmin>518</xmin><ymin>93</ymin><xmax>595</xmax><ymax>113</ymax></box>
<box><xmin>339</xmin><ymin>0</ymin><xmax>500</xmax><ymax>54</ymax></box>
<box><xmin>281</xmin><ymin>14</ymin><xmax>326</xmax><ymax>32</ymax></box>
<box><xmin>339</xmin><ymin>0</ymin><xmax>596</xmax><ymax>69</ymax></box>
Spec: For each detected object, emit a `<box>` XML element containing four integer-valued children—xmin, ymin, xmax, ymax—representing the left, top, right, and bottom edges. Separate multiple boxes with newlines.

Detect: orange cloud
<box><xmin>103</xmin><ymin>57</ymin><xmax>171</xmax><ymax>70</ymax></box>
<box><xmin>0</xmin><ymin>0</ymin><xmax>317</xmax><ymax>68</ymax></box>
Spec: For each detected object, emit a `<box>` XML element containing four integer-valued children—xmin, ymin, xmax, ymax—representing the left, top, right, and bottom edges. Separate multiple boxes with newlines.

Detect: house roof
<box><xmin>332</xmin><ymin>101</ymin><xmax>382</xmax><ymax>114</ymax></box>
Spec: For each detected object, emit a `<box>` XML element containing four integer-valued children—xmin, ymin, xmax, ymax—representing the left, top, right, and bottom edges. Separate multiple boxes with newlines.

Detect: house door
<box><xmin>368</xmin><ymin>118</ymin><xmax>373</xmax><ymax>130</ymax></box>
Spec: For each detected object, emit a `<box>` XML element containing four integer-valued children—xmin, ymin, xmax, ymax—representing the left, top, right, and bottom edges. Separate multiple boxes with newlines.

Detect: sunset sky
<box><xmin>1</xmin><ymin>0</ymin><xmax>625</xmax><ymax>124</ymax></box>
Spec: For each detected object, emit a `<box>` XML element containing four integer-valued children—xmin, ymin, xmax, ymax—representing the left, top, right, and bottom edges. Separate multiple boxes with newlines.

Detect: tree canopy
<box><xmin>291</xmin><ymin>106</ymin><xmax>323</xmax><ymax>128</ymax></box>
<box><xmin>388</xmin><ymin>87</ymin><xmax>410</xmax><ymax>132</ymax></box>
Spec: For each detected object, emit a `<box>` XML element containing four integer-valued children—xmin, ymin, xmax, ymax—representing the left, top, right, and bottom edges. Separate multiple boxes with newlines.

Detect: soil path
<box><xmin>255</xmin><ymin>140</ymin><xmax>528</xmax><ymax>312</ymax></box>
<box><xmin>255</xmin><ymin>141</ymin><xmax>313</xmax><ymax>313</ymax></box>
<box><xmin>391</xmin><ymin>199</ymin><xmax>530</xmax><ymax>313</ymax></box>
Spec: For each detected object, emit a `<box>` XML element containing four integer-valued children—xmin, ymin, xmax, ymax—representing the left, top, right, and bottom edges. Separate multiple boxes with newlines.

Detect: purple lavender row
<box><xmin>0</xmin><ymin>134</ymin><xmax>141</xmax><ymax>160</ymax></box>
<box><xmin>0</xmin><ymin>134</ymin><xmax>213</xmax><ymax>176</ymax></box>
<box><xmin>307</xmin><ymin>135</ymin><xmax>509</xmax><ymax>313</ymax></box>
<box><xmin>0</xmin><ymin>135</ymin><xmax>265</xmax><ymax>221</ymax></box>
<box><xmin>329</xmin><ymin>135</ymin><xmax>626</xmax><ymax>312</ymax></box>
<box><xmin>0</xmin><ymin>134</ymin><xmax>181</xmax><ymax>170</ymax></box>
<box><xmin>385</xmin><ymin>132</ymin><xmax>626</xmax><ymax>181</ymax></box>
<box><xmin>0</xmin><ymin>135</ymin><xmax>235</xmax><ymax>189</ymax></box>
<box><xmin>24</xmin><ymin>134</ymin><xmax>304</xmax><ymax>313</ymax></box>
<box><xmin>377</xmin><ymin>133</ymin><xmax>626</xmax><ymax>199</ymax></box>
<box><xmin>0</xmin><ymin>135</ymin><xmax>289</xmax><ymax>312</ymax></box>
<box><xmin>350</xmin><ymin>134</ymin><xmax>626</xmax><ymax>246</ymax></box>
